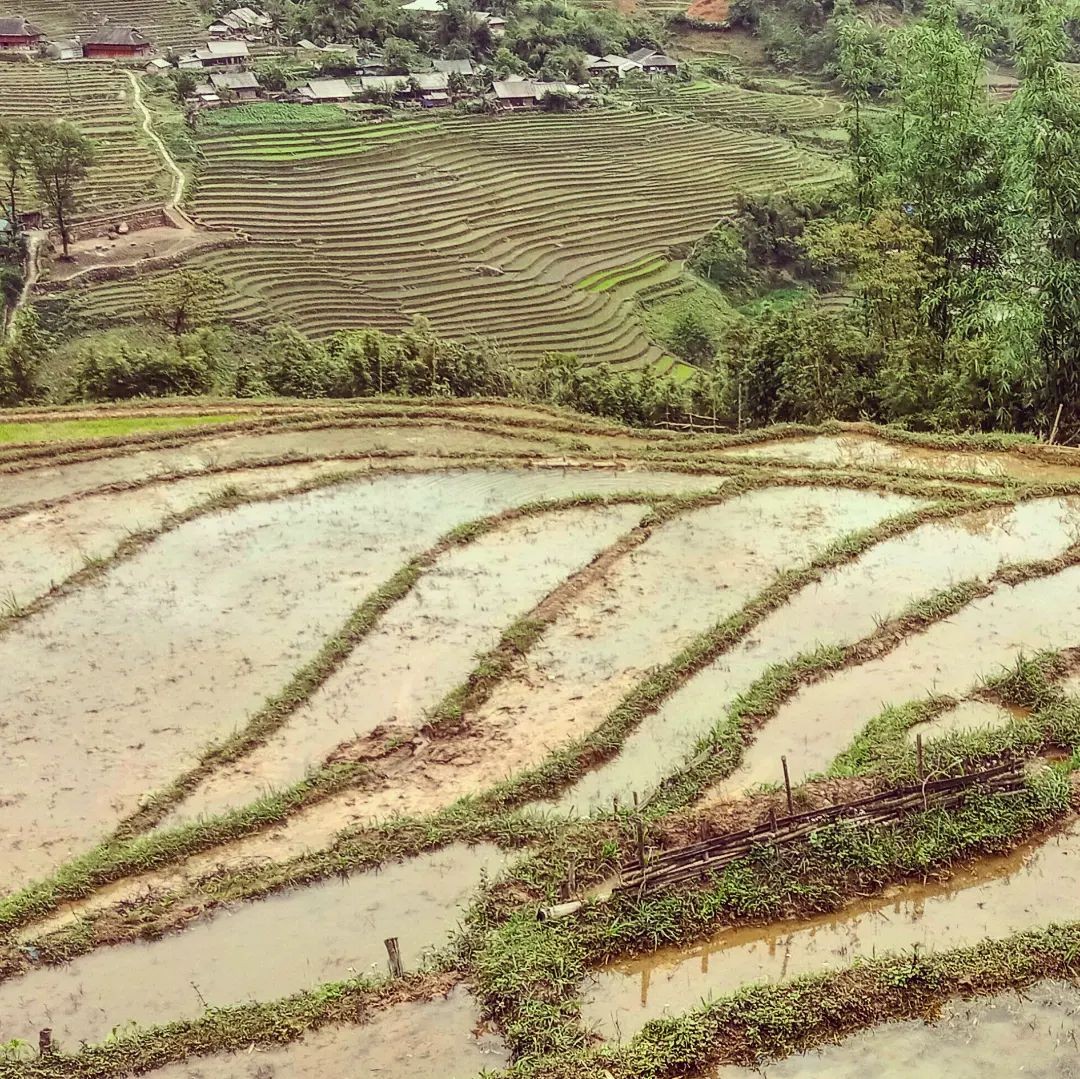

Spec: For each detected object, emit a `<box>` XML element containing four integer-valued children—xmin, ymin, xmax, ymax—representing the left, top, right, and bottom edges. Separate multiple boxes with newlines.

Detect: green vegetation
<box><xmin>197</xmin><ymin>103</ymin><xmax>358</xmax><ymax>131</ymax></box>
<box><xmin>0</xmin><ymin>412</ymin><xmax>240</xmax><ymax>444</ymax></box>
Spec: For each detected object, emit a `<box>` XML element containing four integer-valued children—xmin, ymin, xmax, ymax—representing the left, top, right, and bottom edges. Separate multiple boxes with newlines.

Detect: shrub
<box><xmin>73</xmin><ymin>343</ymin><xmax>213</xmax><ymax>400</ymax></box>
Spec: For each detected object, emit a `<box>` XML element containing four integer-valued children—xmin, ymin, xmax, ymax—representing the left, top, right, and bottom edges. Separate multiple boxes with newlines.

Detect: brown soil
<box><xmin>686</xmin><ymin>0</ymin><xmax>730</xmax><ymax>22</ymax></box>
<box><xmin>45</xmin><ymin>225</ymin><xmax>225</xmax><ymax>283</ymax></box>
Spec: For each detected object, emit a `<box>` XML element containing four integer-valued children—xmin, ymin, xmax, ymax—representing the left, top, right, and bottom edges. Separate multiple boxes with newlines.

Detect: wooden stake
<box><xmin>612</xmin><ymin>794</ymin><xmax>619</xmax><ymax>817</ymax></box>
<box><xmin>635</xmin><ymin>818</ymin><xmax>646</xmax><ymax>869</ymax></box>
<box><xmin>781</xmin><ymin>755</ymin><xmax>793</xmax><ymax>817</ymax></box>
<box><xmin>38</xmin><ymin>1029</ymin><xmax>53</xmax><ymax>1057</ymax></box>
<box><xmin>384</xmin><ymin>937</ymin><xmax>404</xmax><ymax>979</ymax></box>
<box><xmin>1050</xmin><ymin>403</ymin><xmax>1064</xmax><ymax>445</ymax></box>
<box><xmin>567</xmin><ymin>859</ymin><xmax>577</xmax><ymax>898</ymax></box>
<box><xmin>769</xmin><ymin>806</ymin><xmax>777</xmax><ymax>834</ymax></box>
<box><xmin>916</xmin><ymin>733</ymin><xmax>928</xmax><ymax>811</ymax></box>
<box><xmin>632</xmin><ymin>790</ymin><xmax>640</xmax><ymax>809</ymax></box>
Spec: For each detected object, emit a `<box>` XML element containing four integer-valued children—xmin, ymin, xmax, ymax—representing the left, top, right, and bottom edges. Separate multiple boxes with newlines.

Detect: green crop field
<box><xmin>65</xmin><ymin>108</ymin><xmax>840</xmax><ymax>367</ymax></box>
<box><xmin>0</xmin><ymin>64</ymin><xmax>171</xmax><ymax>221</ymax></box>
<box><xmin>18</xmin><ymin>0</ymin><xmax>206</xmax><ymax>50</ymax></box>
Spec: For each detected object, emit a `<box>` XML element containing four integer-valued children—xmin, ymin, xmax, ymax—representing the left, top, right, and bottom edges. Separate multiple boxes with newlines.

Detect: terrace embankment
<box><xmin>0</xmin><ymin>843</ymin><xmax>502</xmax><ymax>1047</ymax></box>
<box><xmin>721</xmin><ymin>561</ymin><xmax>1080</xmax><ymax>794</ymax></box>
<box><xmin>583</xmin><ymin>814</ymin><xmax>1080</xmax><ymax>1042</ymax></box>
<box><xmin>558</xmin><ymin>496</ymin><xmax>1080</xmax><ymax>811</ymax></box>
<box><xmin>159</xmin><ymin>502</ymin><xmax>650</xmax><ymax>825</ymax></box>
<box><xmin>711</xmin><ymin>980</ymin><xmax>1080</xmax><ymax>1078</ymax></box>
<box><xmin>139</xmin><ymin>987</ymin><xmax>507</xmax><ymax>1079</ymax></box>
<box><xmin>161</xmin><ymin>485</ymin><xmax>913</xmax><ymax>838</ymax></box>
<box><xmin>722</xmin><ymin>433</ymin><xmax>1080</xmax><ymax>485</ymax></box>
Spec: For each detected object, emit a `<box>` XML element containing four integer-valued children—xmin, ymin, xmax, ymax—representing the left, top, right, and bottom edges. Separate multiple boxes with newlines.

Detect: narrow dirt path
<box><xmin>125</xmin><ymin>71</ymin><xmax>193</xmax><ymax>222</ymax></box>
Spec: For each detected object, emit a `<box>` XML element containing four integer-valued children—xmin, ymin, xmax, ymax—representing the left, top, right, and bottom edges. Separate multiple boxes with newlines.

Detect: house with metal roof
<box><xmin>179</xmin><ymin>39</ymin><xmax>250</xmax><ymax>68</ymax></box>
<box><xmin>299</xmin><ymin>78</ymin><xmax>355</xmax><ymax>102</ymax></box>
<box><xmin>210</xmin><ymin>70</ymin><xmax>260</xmax><ymax>99</ymax></box>
<box><xmin>626</xmin><ymin>48</ymin><xmax>678</xmax><ymax>74</ymax></box>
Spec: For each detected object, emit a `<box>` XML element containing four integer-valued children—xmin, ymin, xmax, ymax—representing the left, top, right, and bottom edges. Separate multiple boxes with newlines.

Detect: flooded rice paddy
<box><xmin>140</xmin><ymin>987</ymin><xmax>507</xmax><ymax>1079</ymax></box>
<box><xmin>213</xmin><ymin>487</ymin><xmax>914</xmax><ymax>833</ymax></box>
<box><xmin>0</xmin><ymin>423</ymin><xmax>560</xmax><ymax>511</ymax></box>
<box><xmin>559</xmin><ymin>497</ymin><xmax>1080</xmax><ymax>813</ymax></box>
<box><xmin>721</xmin><ymin>561</ymin><xmax>1080</xmax><ymax>795</ymax></box>
<box><xmin>723</xmin><ymin>433</ymin><xmax>1080</xmax><ymax>485</ymax></box>
<box><xmin>713</xmin><ymin>981</ymin><xmax>1080</xmax><ymax>1078</ymax></box>
<box><xmin>0</xmin><ymin>844</ymin><xmax>502</xmax><ymax>1047</ymax></box>
<box><xmin>583</xmin><ymin>819</ymin><xmax>1080</xmax><ymax>1042</ymax></box>
<box><xmin>0</xmin><ymin>469</ymin><xmax>717</xmax><ymax>890</ymax></box>
<box><xmin>163</xmin><ymin>503</ymin><xmax>647</xmax><ymax>825</ymax></box>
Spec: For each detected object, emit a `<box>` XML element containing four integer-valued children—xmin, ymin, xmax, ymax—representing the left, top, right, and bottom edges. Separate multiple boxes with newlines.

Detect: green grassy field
<box><xmin>0</xmin><ymin>413</ymin><xmax>242</xmax><ymax>444</ymax></box>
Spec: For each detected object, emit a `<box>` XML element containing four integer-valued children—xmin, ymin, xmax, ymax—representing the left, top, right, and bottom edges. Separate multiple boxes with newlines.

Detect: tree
<box><xmin>168</xmin><ymin>69</ymin><xmax>198</xmax><ymax>102</ymax></box>
<box><xmin>24</xmin><ymin>122</ymin><xmax>95</xmax><ymax>259</ymax></box>
<box><xmin>1002</xmin><ymin>0</ymin><xmax>1080</xmax><ymax>430</ymax></box>
<box><xmin>665</xmin><ymin>304</ymin><xmax>719</xmax><ymax>366</ymax></box>
<box><xmin>144</xmin><ymin>269</ymin><xmax>225</xmax><ymax>337</ymax></box>
<box><xmin>0</xmin><ymin>120</ymin><xmax>28</xmax><ymax>239</ymax></box>
<box><xmin>0</xmin><ymin>307</ymin><xmax>49</xmax><ymax>405</ymax></box>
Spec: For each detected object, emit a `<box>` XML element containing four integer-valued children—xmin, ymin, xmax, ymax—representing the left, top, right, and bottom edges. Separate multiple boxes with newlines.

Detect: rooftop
<box><xmin>210</xmin><ymin>70</ymin><xmax>259</xmax><ymax>89</ymax></box>
<box><xmin>0</xmin><ymin>16</ymin><xmax>44</xmax><ymax>36</ymax></box>
<box><xmin>303</xmin><ymin>77</ymin><xmax>354</xmax><ymax>99</ymax></box>
<box><xmin>84</xmin><ymin>24</ymin><xmax>150</xmax><ymax>46</ymax></box>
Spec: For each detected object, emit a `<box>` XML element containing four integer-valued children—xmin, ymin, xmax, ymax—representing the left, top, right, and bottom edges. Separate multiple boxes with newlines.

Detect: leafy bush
<box><xmin>73</xmin><ymin>343</ymin><xmax>214</xmax><ymax>400</ymax></box>
<box><xmin>687</xmin><ymin>223</ymin><xmax>751</xmax><ymax>291</ymax></box>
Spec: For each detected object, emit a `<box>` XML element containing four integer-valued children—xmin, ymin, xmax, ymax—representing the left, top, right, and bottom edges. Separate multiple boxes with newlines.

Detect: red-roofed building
<box><xmin>83</xmin><ymin>24</ymin><xmax>153</xmax><ymax>58</ymax></box>
<box><xmin>0</xmin><ymin>16</ymin><xmax>44</xmax><ymax>52</ymax></box>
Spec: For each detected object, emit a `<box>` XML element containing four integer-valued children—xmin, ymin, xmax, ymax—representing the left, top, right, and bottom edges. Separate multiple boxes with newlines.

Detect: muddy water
<box><xmin>713</xmin><ymin>981</ymin><xmax>1080</xmax><ymax>1078</ymax></box>
<box><xmin>162</xmin><ymin>504</ymin><xmax>647</xmax><ymax>825</ymax></box>
<box><xmin>558</xmin><ymin>498</ymin><xmax>1080</xmax><ymax>813</ymax></box>
<box><xmin>0</xmin><ymin>424</ymin><xmax>559</xmax><ymax>511</ymax></box>
<box><xmin>140</xmin><ymin>987</ymin><xmax>507</xmax><ymax>1079</ymax></box>
<box><xmin>0</xmin><ymin>469</ymin><xmax>718</xmax><ymax>891</ymax></box>
<box><xmin>907</xmin><ymin>699</ymin><xmax>1028</xmax><ymax>742</ymax></box>
<box><xmin>582</xmin><ymin>821</ymin><xmax>1080</xmax><ymax>1042</ymax></box>
<box><xmin>0</xmin><ymin>844</ymin><xmax>502</xmax><ymax>1048</ymax></box>
<box><xmin>0</xmin><ymin>459</ymin><xmax>383</xmax><ymax>607</ymax></box>
<box><xmin>723</xmin><ymin>434</ymin><xmax>1080</xmax><ymax>485</ymax></box>
<box><xmin>721</xmin><ymin>562</ymin><xmax>1080</xmax><ymax>795</ymax></box>
<box><xmin>272</xmin><ymin>488</ymin><xmax>915</xmax><ymax>831</ymax></box>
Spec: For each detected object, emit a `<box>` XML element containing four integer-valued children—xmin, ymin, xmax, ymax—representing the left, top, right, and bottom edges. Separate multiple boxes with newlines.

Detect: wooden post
<box><xmin>384</xmin><ymin>937</ymin><xmax>404</xmax><ymax>979</ymax></box>
<box><xmin>38</xmin><ymin>1029</ymin><xmax>53</xmax><ymax>1057</ymax></box>
<box><xmin>916</xmin><ymin>733</ymin><xmax>928</xmax><ymax>811</ymax></box>
<box><xmin>632</xmin><ymin>790</ymin><xmax>640</xmax><ymax>810</ymax></box>
<box><xmin>1050</xmin><ymin>403</ymin><xmax>1063</xmax><ymax>445</ymax></box>
<box><xmin>698</xmin><ymin>819</ymin><xmax>708</xmax><ymax>842</ymax></box>
<box><xmin>781</xmin><ymin>755</ymin><xmax>793</xmax><ymax>817</ymax></box>
<box><xmin>567</xmin><ymin>859</ymin><xmax>577</xmax><ymax>898</ymax></box>
<box><xmin>612</xmin><ymin>794</ymin><xmax>619</xmax><ymax>817</ymax></box>
<box><xmin>635</xmin><ymin>818</ymin><xmax>646</xmax><ymax>869</ymax></box>
<box><xmin>769</xmin><ymin>806</ymin><xmax>777</xmax><ymax>834</ymax></box>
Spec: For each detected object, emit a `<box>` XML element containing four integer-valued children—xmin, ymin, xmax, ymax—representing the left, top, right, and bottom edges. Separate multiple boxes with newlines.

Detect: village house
<box><xmin>491</xmin><ymin>78</ymin><xmax>584</xmax><ymax>108</ymax></box>
<box><xmin>179</xmin><ymin>39</ymin><xmax>250</xmax><ymax>69</ymax></box>
<box><xmin>298</xmin><ymin>77</ymin><xmax>354</xmax><ymax>102</ymax></box>
<box><xmin>145</xmin><ymin>56</ymin><xmax>171</xmax><ymax>73</ymax></box>
<box><xmin>432</xmin><ymin>58</ymin><xmax>474</xmax><ymax>77</ymax></box>
<box><xmin>627</xmin><ymin>47</ymin><xmax>678</xmax><ymax>74</ymax></box>
<box><xmin>45</xmin><ymin>36</ymin><xmax>84</xmax><ymax>60</ymax></box>
<box><xmin>191</xmin><ymin>82</ymin><xmax>221</xmax><ymax>107</ymax></box>
<box><xmin>584</xmin><ymin>53</ymin><xmax>639</xmax><ymax>78</ymax></box>
<box><xmin>210</xmin><ymin>70</ymin><xmax>260</xmax><ymax>100</ymax></box>
<box><xmin>0</xmin><ymin>15</ymin><xmax>43</xmax><ymax>52</ymax></box>
<box><xmin>83</xmin><ymin>25</ymin><xmax>153</xmax><ymax>59</ymax></box>
<box><xmin>209</xmin><ymin>6</ymin><xmax>272</xmax><ymax>38</ymax></box>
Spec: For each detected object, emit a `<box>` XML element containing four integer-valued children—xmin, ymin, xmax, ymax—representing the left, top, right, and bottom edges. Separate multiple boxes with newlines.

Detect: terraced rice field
<box><xmin>18</xmin><ymin>0</ymin><xmax>206</xmax><ymax>50</ymax></box>
<box><xmin>67</xmin><ymin>109</ymin><xmax>840</xmax><ymax>366</ymax></box>
<box><xmin>621</xmin><ymin>78</ymin><xmax>845</xmax><ymax>134</ymax></box>
<box><xmin>0</xmin><ymin>63</ymin><xmax>170</xmax><ymax>220</ymax></box>
<box><xmin>6</xmin><ymin>403</ymin><xmax>1080</xmax><ymax>1078</ymax></box>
